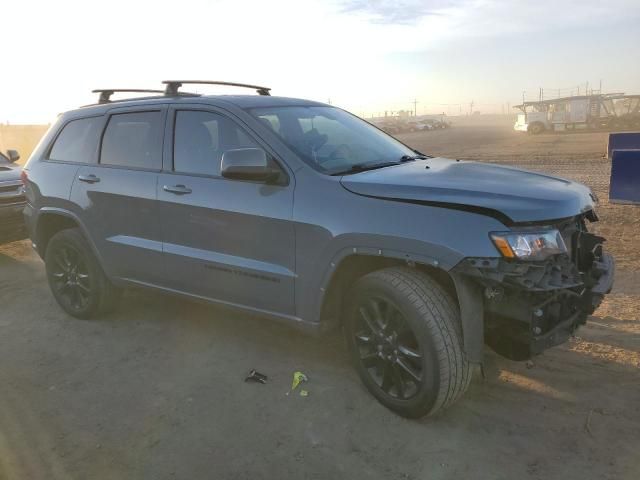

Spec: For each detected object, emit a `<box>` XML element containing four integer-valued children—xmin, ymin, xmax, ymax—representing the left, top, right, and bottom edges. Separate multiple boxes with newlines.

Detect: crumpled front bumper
<box><xmin>528</xmin><ymin>252</ymin><xmax>614</xmax><ymax>356</ymax></box>
<box><xmin>452</xmin><ymin>243</ymin><xmax>615</xmax><ymax>361</ymax></box>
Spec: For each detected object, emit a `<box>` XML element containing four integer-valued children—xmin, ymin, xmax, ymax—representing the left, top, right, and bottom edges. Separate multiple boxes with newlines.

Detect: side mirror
<box><xmin>6</xmin><ymin>149</ymin><xmax>20</xmax><ymax>163</ymax></box>
<box><xmin>221</xmin><ymin>148</ymin><xmax>278</xmax><ymax>182</ymax></box>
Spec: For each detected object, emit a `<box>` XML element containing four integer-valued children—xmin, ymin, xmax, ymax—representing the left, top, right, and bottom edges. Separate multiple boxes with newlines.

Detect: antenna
<box><xmin>162</xmin><ymin>80</ymin><xmax>271</xmax><ymax>96</ymax></box>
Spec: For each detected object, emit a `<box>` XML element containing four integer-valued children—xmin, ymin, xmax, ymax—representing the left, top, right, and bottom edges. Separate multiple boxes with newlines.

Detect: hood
<box><xmin>339</xmin><ymin>158</ymin><xmax>595</xmax><ymax>225</ymax></box>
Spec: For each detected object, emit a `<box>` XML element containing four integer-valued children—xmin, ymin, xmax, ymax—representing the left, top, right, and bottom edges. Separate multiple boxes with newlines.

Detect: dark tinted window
<box><xmin>174</xmin><ymin>110</ymin><xmax>258</xmax><ymax>176</ymax></box>
<box><xmin>101</xmin><ymin>111</ymin><xmax>162</xmax><ymax>169</ymax></box>
<box><xmin>49</xmin><ymin>117</ymin><xmax>102</xmax><ymax>163</ymax></box>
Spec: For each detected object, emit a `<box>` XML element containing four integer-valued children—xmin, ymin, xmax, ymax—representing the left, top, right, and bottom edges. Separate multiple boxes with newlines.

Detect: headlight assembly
<box><xmin>490</xmin><ymin>230</ymin><xmax>567</xmax><ymax>261</ymax></box>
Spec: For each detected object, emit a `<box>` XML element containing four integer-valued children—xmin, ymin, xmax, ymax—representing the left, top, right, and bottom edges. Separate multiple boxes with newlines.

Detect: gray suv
<box><xmin>22</xmin><ymin>81</ymin><xmax>614</xmax><ymax>417</ymax></box>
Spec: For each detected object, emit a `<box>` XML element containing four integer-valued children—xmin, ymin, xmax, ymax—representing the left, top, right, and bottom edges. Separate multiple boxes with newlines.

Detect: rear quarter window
<box><xmin>48</xmin><ymin>116</ymin><xmax>103</xmax><ymax>163</ymax></box>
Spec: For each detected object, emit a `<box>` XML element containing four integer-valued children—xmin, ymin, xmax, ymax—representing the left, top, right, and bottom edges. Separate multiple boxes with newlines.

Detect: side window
<box><xmin>100</xmin><ymin>111</ymin><xmax>162</xmax><ymax>169</ymax></box>
<box><xmin>48</xmin><ymin>117</ymin><xmax>102</xmax><ymax>163</ymax></box>
<box><xmin>174</xmin><ymin>110</ymin><xmax>259</xmax><ymax>176</ymax></box>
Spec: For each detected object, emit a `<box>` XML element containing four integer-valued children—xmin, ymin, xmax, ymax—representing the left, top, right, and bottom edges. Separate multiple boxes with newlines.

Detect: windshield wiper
<box><xmin>330</xmin><ymin>161</ymin><xmax>401</xmax><ymax>176</ymax></box>
<box><xmin>400</xmin><ymin>153</ymin><xmax>429</xmax><ymax>161</ymax></box>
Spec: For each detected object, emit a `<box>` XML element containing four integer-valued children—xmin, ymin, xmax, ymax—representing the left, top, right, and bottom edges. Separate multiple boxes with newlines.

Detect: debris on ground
<box><xmin>245</xmin><ymin>369</ymin><xmax>268</xmax><ymax>384</ymax></box>
<box><xmin>291</xmin><ymin>371</ymin><xmax>308</xmax><ymax>390</ymax></box>
<box><xmin>286</xmin><ymin>371</ymin><xmax>309</xmax><ymax>396</ymax></box>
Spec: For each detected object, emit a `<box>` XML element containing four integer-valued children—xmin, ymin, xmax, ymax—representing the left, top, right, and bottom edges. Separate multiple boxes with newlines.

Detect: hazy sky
<box><xmin>3</xmin><ymin>0</ymin><xmax>640</xmax><ymax>123</ymax></box>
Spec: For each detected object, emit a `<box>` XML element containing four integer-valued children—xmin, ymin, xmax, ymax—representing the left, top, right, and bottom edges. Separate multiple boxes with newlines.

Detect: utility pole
<box><xmin>412</xmin><ymin>98</ymin><xmax>419</xmax><ymax>117</ymax></box>
<box><xmin>469</xmin><ymin>100</ymin><xmax>474</xmax><ymax>116</ymax></box>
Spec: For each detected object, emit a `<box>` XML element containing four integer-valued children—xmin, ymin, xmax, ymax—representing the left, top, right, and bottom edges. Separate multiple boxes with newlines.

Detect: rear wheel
<box><xmin>344</xmin><ymin>267</ymin><xmax>471</xmax><ymax>418</ymax></box>
<box><xmin>45</xmin><ymin>228</ymin><xmax>121</xmax><ymax>318</ymax></box>
<box><xmin>528</xmin><ymin>122</ymin><xmax>544</xmax><ymax>135</ymax></box>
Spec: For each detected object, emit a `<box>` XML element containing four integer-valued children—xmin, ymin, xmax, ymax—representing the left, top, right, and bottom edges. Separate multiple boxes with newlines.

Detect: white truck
<box><xmin>514</xmin><ymin>94</ymin><xmax>640</xmax><ymax>134</ymax></box>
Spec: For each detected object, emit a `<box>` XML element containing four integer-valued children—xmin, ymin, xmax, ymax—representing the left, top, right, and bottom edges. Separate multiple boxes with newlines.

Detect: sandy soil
<box><xmin>0</xmin><ymin>118</ymin><xmax>638</xmax><ymax>479</ymax></box>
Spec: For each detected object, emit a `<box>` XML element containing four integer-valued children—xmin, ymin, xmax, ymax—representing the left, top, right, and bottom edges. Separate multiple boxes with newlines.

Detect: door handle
<box><xmin>163</xmin><ymin>184</ymin><xmax>192</xmax><ymax>195</ymax></box>
<box><xmin>78</xmin><ymin>174</ymin><xmax>100</xmax><ymax>184</ymax></box>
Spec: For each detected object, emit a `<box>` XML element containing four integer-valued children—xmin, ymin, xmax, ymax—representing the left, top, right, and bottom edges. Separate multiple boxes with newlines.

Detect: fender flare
<box><xmin>35</xmin><ymin>207</ymin><xmax>107</xmax><ymax>269</ymax></box>
<box><xmin>312</xmin><ymin>244</ymin><xmax>485</xmax><ymax>363</ymax></box>
<box><xmin>305</xmin><ymin>241</ymin><xmax>463</xmax><ymax>329</ymax></box>
<box><xmin>450</xmin><ymin>271</ymin><xmax>485</xmax><ymax>363</ymax></box>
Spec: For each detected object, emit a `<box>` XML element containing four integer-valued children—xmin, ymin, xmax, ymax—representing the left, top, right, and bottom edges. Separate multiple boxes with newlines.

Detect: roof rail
<box><xmin>162</xmin><ymin>80</ymin><xmax>271</xmax><ymax>96</ymax></box>
<box><xmin>92</xmin><ymin>89</ymin><xmax>167</xmax><ymax>104</ymax></box>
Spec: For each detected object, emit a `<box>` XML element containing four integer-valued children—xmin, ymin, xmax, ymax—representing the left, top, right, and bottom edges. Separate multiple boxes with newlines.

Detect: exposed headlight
<box><xmin>490</xmin><ymin>230</ymin><xmax>567</xmax><ymax>261</ymax></box>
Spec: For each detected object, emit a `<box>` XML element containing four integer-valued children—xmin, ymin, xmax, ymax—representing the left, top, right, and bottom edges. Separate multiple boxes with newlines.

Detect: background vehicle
<box><xmin>0</xmin><ymin>149</ymin><xmax>27</xmax><ymax>244</ymax></box>
<box><xmin>514</xmin><ymin>93</ymin><xmax>640</xmax><ymax>134</ymax></box>
<box><xmin>406</xmin><ymin>120</ymin><xmax>432</xmax><ymax>131</ymax></box>
<box><xmin>22</xmin><ymin>81</ymin><xmax>614</xmax><ymax>418</ymax></box>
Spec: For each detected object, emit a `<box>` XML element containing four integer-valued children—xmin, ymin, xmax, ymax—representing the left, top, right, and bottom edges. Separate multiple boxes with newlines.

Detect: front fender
<box><xmin>297</xmin><ymin>233</ymin><xmax>466</xmax><ymax>328</ymax></box>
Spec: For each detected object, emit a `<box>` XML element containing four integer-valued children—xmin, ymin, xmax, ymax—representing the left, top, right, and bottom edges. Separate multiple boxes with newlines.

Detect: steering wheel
<box><xmin>317</xmin><ymin>143</ymin><xmax>353</xmax><ymax>167</ymax></box>
<box><xmin>328</xmin><ymin>143</ymin><xmax>352</xmax><ymax>161</ymax></box>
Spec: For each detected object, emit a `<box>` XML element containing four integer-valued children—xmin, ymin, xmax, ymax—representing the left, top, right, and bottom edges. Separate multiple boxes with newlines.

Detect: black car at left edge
<box><xmin>0</xmin><ymin>149</ymin><xmax>27</xmax><ymax>245</ymax></box>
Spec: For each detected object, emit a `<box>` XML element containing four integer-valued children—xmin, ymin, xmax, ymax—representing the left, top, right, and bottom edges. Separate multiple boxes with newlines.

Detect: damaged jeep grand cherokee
<box><xmin>22</xmin><ymin>81</ymin><xmax>614</xmax><ymax>418</ymax></box>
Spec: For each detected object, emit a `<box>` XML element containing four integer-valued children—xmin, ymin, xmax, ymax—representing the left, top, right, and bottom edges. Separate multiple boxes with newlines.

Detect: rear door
<box><xmin>157</xmin><ymin>106</ymin><xmax>296</xmax><ymax>315</ymax></box>
<box><xmin>70</xmin><ymin>107</ymin><xmax>166</xmax><ymax>284</ymax></box>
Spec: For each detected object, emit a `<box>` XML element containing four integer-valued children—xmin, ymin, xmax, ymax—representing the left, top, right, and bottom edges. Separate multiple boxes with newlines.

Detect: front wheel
<box><xmin>45</xmin><ymin>228</ymin><xmax>121</xmax><ymax>319</ymax></box>
<box><xmin>344</xmin><ymin>267</ymin><xmax>471</xmax><ymax>418</ymax></box>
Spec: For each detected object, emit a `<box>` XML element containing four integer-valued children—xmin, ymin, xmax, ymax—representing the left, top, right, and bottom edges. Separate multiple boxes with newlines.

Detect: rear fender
<box><xmin>35</xmin><ymin>207</ymin><xmax>107</xmax><ymax>272</ymax></box>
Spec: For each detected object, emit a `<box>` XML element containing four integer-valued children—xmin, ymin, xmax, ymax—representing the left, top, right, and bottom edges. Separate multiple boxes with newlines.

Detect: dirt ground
<box><xmin>0</xmin><ymin>117</ymin><xmax>638</xmax><ymax>480</ymax></box>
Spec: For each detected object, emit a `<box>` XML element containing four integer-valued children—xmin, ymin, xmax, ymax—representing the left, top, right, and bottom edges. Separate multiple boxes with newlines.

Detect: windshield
<box><xmin>249</xmin><ymin>106</ymin><xmax>417</xmax><ymax>175</ymax></box>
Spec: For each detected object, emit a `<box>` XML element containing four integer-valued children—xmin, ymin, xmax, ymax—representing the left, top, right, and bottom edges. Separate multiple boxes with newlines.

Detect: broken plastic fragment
<box><xmin>291</xmin><ymin>371</ymin><xmax>308</xmax><ymax>391</ymax></box>
<box><xmin>245</xmin><ymin>369</ymin><xmax>268</xmax><ymax>384</ymax></box>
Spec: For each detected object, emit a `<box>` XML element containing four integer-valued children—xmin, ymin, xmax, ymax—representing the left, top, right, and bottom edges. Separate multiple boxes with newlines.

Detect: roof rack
<box><xmin>162</xmin><ymin>80</ymin><xmax>271</xmax><ymax>96</ymax></box>
<box><xmin>92</xmin><ymin>89</ymin><xmax>167</xmax><ymax>104</ymax></box>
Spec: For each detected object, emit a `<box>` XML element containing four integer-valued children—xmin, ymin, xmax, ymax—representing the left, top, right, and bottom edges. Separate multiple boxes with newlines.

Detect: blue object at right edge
<box><xmin>608</xmin><ymin>132</ymin><xmax>640</xmax><ymax>160</ymax></box>
<box><xmin>610</xmin><ymin>149</ymin><xmax>640</xmax><ymax>204</ymax></box>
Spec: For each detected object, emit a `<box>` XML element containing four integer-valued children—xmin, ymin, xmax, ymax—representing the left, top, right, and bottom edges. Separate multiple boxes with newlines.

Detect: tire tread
<box><xmin>362</xmin><ymin>267</ymin><xmax>471</xmax><ymax>416</ymax></box>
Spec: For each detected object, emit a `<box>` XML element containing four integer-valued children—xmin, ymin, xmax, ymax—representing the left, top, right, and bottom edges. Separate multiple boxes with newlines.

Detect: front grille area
<box><xmin>0</xmin><ymin>181</ymin><xmax>24</xmax><ymax>206</ymax></box>
<box><xmin>0</xmin><ymin>183</ymin><xmax>22</xmax><ymax>194</ymax></box>
<box><xmin>0</xmin><ymin>195</ymin><xmax>26</xmax><ymax>206</ymax></box>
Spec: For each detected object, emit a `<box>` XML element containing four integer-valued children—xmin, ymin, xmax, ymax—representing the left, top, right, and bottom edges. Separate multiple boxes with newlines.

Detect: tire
<box><xmin>528</xmin><ymin>122</ymin><xmax>544</xmax><ymax>135</ymax></box>
<box><xmin>45</xmin><ymin>228</ymin><xmax>121</xmax><ymax>319</ymax></box>
<box><xmin>344</xmin><ymin>267</ymin><xmax>471</xmax><ymax>418</ymax></box>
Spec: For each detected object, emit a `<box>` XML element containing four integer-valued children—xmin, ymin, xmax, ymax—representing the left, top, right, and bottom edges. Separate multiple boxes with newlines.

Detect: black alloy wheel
<box><xmin>45</xmin><ymin>228</ymin><xmax>122</xmax><ymax>318</ymax></box>
<box><xmin>354</xmin><ymin>295</ymin><xmax>423</xmax><ymax>400</ymax></box>
<box><xmin>344</xmin><ymin>267</ymin><xmax>471</xmax><ymax>418</ymax></box>
<box><xmin>49</xmin><ymin>243</ymin><xmax>92</xmax><ymax>312</ymax></box>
